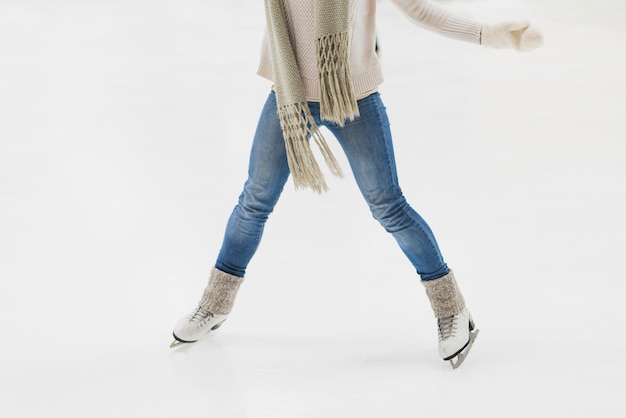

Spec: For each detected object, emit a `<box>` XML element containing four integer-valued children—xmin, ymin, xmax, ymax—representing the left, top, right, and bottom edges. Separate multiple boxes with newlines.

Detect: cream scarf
<box><xmin>263</xmin><ymin>0</ymin><xmax>359</xmax><ymax>193</ymax></box>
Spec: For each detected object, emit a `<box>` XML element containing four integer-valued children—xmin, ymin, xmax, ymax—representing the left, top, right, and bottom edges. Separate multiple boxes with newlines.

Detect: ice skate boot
<box><xmin>437</xmin><ymin>307</ymin><xmax>479</xmax><ymax>369</ymax></box>
<box><xmin>171</xmin><ymin>267</ymin><xmax>243</xmax><ymax>348</ymax></box>
<box><xmin>422</xmin><ymin>271</ymin><xmax>478</xmax><ymax>369</ymax></box>
<box><xmin>170</xmin><ymin>307</ymin><xmax>228</xmax><ymax>347</ymax></box>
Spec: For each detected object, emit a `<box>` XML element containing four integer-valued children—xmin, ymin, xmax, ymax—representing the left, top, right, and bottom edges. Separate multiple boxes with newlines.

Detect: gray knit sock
<box><xmin>421</xmin><ymin>271</ymin><xmax>465</xmax><ymax>318</ymax></box>
<box><xmin>198</xmin><ymin>267</ymin><xmax>244</xmax><ymax>315</ymax></box>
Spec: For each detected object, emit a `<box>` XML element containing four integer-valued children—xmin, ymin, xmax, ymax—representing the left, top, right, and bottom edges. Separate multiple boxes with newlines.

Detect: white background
<box><xmin>1</xmin><ymin>0</ymin><xmax>625</xmax><ymax>417</ymax></box>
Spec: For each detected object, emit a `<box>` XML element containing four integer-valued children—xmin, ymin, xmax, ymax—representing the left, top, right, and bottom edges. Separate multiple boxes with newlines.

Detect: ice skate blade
<box><xmin>170</xmin><ymin>339</ymin><xmax>190</xmax><ymax>348</ymax></box>
<box><xmin>449</xmin><ymin>328</ymin><xmax>479</xmax><ymax>369</ymax></box>
<box><xmin>170</xmin><ymin>333</ymin><xmax>197</xmax><ymax>348</ymax></box>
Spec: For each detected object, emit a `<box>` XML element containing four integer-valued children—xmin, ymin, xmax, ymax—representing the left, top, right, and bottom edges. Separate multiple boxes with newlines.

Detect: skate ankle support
<box><xmin>422</xmin><ymin>271</ymin><xmax>466</xmax><ymax>318</ymax></box>
<box><xmin>198</xmin><ymin>268</ymin><xmax>244</xmax><ymax>315</ymax></box>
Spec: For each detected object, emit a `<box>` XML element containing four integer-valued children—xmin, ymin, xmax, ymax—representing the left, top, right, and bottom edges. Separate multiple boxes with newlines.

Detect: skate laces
<box><xmin>437</xmin><ymin>315</ymin><xmax>458</xmax><ymax>341</ymax></box>
<box><xmin>190</xmin><ymin>306</ymin><xmax>212</xmax><ymax>324</ymax></box>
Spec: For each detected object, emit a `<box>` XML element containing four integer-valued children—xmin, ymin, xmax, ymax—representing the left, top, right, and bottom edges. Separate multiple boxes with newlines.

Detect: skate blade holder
<box><xmin>449</xmin><ymin>328</ymin><xmax>479</xmax><ymax>369</ymax></box>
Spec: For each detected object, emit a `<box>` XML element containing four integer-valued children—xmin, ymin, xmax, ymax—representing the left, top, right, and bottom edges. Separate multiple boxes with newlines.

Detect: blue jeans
<box><xmin>215</xmin><ymin>91</ymin><xmax>449</xmax><ymax>281</ymax></box>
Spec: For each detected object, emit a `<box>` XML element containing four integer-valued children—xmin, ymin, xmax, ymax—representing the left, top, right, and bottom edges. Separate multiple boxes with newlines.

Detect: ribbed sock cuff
<box><xmin>422</xmin><ymin>271</ymin><xmax>466</xmax><ymax>318</ymax></box>
<box><xmin>198</xmin><ymin>267</ymin><xmax>244</xmax><ymax>315</ymax></box>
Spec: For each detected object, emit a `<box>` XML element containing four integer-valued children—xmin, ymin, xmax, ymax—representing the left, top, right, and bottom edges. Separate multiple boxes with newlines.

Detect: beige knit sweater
<box><xmin>257</xmin><ymin>0</ymin><xmax>483</xmax><ymax>101</ymax></box>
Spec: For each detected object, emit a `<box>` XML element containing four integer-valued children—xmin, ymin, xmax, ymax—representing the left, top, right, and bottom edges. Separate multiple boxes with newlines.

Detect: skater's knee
<box><xmin>237</xmin><ymin>180</ymin><xmax>283</xmax><ymax>219</ymax></box>
<box><xmin>368</xmin><ymin>195</ymin><xmax>410</xmax><ymax>233</ymax></box>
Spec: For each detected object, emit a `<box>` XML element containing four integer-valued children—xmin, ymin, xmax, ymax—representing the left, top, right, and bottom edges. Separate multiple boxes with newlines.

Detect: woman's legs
<box><xmin>215</xmin><ymin>91</ymin><xmax>448</xmax><ymax>280</ymax></box>
<box><xmin>215</xmin><ymin>91</ymin><xmax>290</xmax><ymax>277</ymax></box>
<box><xmin>315</xmin><ymin>93</ymin><xmax>476</xmax><ymax>366</ymax></box>
<box><xmin>215</xmin><ymin>90</ymin><xmax>448</xmax><ymax>280</ymax></box>
<box><xmin>174</xmin><ymin>91</ymin><xmax>475</xmax><ymax>364</ymax></box>
<box><xmin>314</xmin><ymin>93</ymin><xmax>449</xmax><ymax>280</ymax></box>
<box><xmin>172</xmin><ymin>92</ymin><xmax>288</xmax><ymax>345</ymax></box>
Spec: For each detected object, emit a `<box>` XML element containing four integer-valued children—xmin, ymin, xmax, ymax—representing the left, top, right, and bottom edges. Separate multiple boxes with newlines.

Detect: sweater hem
<box><xmin>258</xmin><ymin>59</ymin><xmax>384</xmax><ymax>102</ymax></box>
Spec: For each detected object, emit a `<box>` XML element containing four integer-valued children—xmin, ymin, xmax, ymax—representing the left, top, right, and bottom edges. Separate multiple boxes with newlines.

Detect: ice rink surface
<box><xmin>1</xmin><ymin>0</ymin><xmax>625</xmax><ymax>416</ymax></box>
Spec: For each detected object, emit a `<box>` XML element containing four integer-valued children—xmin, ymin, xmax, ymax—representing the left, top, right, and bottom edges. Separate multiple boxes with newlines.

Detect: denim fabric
<box><xmin>215</xmin><ymin>91</ymin><xmax>449</xmax><ymax>280</ymax></box>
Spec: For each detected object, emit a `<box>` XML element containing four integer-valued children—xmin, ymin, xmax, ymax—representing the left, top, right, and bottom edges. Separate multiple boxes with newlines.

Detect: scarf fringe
<box><xmin>278</xmin><ymin>103</ymin><xmax>344</xmax><ymax>193</ymax></box>
<box><xmin>317</xmin><ymin>32</ymin><xmax>360</xmax><ymax>126</ymax></box>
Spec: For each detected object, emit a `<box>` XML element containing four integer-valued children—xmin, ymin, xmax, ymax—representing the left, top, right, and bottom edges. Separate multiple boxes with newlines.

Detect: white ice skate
<box><xmin>170</xmin><ymin>306</ymin><xmax>228</xmax><ymax>348</ymax></box>
<box><xmin>437</xmin><ymin>307</ymin><xmax>479</xmax><ymax>369</ymax></box>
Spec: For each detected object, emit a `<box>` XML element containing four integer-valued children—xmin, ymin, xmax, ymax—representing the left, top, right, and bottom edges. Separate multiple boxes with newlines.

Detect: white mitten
<box><xmin>481</xmin><ymin>20</ymin><xmax>544</xmax><ymax>51</ymax></box>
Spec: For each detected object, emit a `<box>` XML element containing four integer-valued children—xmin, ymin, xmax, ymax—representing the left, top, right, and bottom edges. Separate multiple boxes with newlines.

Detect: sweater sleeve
<box><xmin>390</xmin><ymin>0</ymin><xmax>482</xmax><ymax>44</ymax></box>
